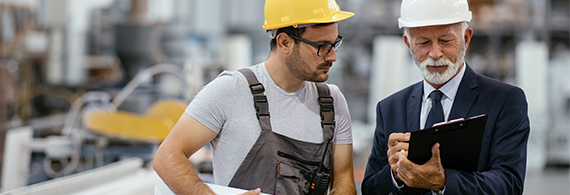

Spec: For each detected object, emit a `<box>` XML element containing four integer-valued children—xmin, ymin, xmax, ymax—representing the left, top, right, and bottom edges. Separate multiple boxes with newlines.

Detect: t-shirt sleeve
<box><xmin>185</xmin><ymin>71</ymin><xmax>238</xmax><ymax>134</ymax></box>
<box><xmin>328</xmin><ymin>84</ymin><xmax>353</xmax><ymax>145</ymax></box>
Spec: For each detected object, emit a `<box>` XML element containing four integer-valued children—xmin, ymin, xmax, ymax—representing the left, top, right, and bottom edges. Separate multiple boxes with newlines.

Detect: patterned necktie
<box><xmin>425</xmin><ymin>90</ymin><xmax>444</xmax><ymax>128</ymax></box>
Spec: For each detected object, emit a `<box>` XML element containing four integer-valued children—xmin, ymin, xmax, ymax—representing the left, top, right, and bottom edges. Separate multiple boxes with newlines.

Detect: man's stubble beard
<box><xmin>285</xmin><ymin>47</ymin><xmax>332</xmax><ymax>83</ymax></box>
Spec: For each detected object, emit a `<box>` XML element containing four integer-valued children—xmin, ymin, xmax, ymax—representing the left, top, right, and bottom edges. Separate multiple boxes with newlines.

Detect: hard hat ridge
<box><xmin>398</xmin><ymin>0</ymin><xmax>472</xmax><ymax>29</ymax></box>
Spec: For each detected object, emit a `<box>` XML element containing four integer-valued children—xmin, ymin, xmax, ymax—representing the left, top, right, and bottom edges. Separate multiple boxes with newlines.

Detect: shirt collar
<box><xmin>423</xmin><ymin>62</ymin><xmax>467</xmax><ymax>101</ymax></box>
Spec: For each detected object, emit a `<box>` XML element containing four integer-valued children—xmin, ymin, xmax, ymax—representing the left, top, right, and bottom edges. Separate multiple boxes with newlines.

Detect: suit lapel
<box><xmin>449</xmin><ymin>64</ymin><xmax>479</xmax><ymax>119</ymax></box>
<box><xmin>407</xmin><ymin>82</ymin><xmax>423</xmax><ymax>132</ymax></box>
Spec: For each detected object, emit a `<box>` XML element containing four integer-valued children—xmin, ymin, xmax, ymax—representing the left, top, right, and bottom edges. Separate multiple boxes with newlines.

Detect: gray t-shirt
<box><xmin>185</xmin><ymin>63</ymin><xmax>353</xmax><ymax>186</ymax></box>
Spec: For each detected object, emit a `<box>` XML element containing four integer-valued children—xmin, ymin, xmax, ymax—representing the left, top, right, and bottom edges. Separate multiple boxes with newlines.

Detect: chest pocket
<box><xmin>227</xmin><ymin>68</ymin><xmax>335</xmax><ymax>195</ymax></box>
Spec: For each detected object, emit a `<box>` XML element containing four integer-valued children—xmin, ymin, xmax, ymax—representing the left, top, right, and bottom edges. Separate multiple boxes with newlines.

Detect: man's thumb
<box><xmin>431</xmin><ymin>143</ymin><xmax>441</xmax><ymax>158</ymax></box>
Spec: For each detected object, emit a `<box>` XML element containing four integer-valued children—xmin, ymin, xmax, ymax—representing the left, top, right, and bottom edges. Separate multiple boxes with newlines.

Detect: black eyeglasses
<box><xmin>286</xmin><ymin>33</ymin><xmax>344</xmax><ymax>57</ymax></box>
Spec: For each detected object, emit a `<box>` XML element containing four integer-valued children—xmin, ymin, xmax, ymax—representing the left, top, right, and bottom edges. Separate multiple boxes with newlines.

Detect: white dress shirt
<box><xmin>420</xmin><ymin>63</ymin><xmax>466</xmax><ymax>129</ymax></box>
<box><xmin>391</xmin><ymin>63</ymin><xmax>467</xmax><ymax>194</ymax></box>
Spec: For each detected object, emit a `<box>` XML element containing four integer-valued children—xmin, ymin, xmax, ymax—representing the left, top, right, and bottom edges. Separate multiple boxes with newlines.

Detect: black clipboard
<box><xmin>407</xmin><ymin>114</ymin><xmax>488</xmax><ymax>172</ymax></box>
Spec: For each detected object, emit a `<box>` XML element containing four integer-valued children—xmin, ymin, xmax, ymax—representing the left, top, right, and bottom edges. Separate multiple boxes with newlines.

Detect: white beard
<box><xmin>412</xmin><ymin>45</ymin><xmax>465</xmax><ymax>84</ymax></box>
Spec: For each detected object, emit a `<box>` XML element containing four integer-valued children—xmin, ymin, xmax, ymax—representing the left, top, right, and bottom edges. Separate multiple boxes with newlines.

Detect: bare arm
<box><xmin>153</xmin><ymin>113</ymin><xmax>260</xmax><ymax>195</ymax></box>
<box><xmin>153</xmin><ymin>113</ymin><xmax>218</xmax><ymax>195</ymax></box>
<box><xmin>330</xmin><ymin>144</ymin><xmax>356</xmax><ymax>195</ymax></box>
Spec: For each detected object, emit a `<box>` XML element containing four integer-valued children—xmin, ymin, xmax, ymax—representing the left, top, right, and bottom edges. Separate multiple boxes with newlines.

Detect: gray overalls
<box><xmin>228</xmin><ymin>69</ymin><xmax>335</xmax><ymax>195</ymax></box>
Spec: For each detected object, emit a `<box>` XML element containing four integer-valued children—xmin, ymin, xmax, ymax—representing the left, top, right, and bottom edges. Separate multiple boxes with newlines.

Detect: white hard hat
<box><xmin>398</xmin><ymin>0</ymin><xmax>472</xmax><ymax>29</ymax></box>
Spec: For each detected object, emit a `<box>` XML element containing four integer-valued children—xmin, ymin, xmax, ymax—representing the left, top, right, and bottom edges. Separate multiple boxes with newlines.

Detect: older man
<box><xmin>361</xmin><ymin>0</ymin><xmax>530</xmax><ymax>194</ymax></box>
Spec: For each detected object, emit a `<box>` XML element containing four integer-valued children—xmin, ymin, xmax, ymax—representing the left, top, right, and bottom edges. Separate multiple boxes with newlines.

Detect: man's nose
<box><xmin>324</xmin><ymin>48</ymin><xmax>338</xmax><ymax>62</ymax></box>
<box><xmin>428</xmin><ymin>43</ymin><xmax>443</xmax><ymax>60</ymax></box>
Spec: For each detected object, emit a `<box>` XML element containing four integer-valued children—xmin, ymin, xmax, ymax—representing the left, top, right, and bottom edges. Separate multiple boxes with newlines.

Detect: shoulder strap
<box><xmin>315</xmin><ymin>82</ymin><xmax>336</xmax><ymax>178</ymax></box>
<box><xmin>315</xmin><ymin>82</ymin><xmax>335</xmax><ymax>140</ymax></box>
<box><xmin>238</xmin><ymin>68</ymin><xmax>271</xmax><ymax>132</ymax></box>
<box><xmin>238</xmin><ymin>68</ymin><xmax>335</xmax><ymax>137</ymax></box>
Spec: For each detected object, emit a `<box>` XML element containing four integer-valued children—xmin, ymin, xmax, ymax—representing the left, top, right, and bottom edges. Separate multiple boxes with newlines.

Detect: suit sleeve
<box><xmin>361</xmin><ymin>103</ymin><xmax>401</xmax><ymax>195</ymax></box>
<box><xmin>444</xmin><ymin>87</ymin><xmax>530</xmax><ymax>194</ymax></box>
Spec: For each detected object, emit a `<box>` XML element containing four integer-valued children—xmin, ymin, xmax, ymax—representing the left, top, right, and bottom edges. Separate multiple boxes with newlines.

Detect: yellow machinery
<box><xmin>82</xmin><ymin>63</ymin><xmax>189</xmax><ymax>142</ymax></box>
<box><xmin>2</xmin><ymin>63</ymin><xmax>193</xmax><ymax>182</ymax></box>
<box><xmin>84</xmin><ymin>100</ymin><xmax>186</xmax><ymax>142</ymax></box>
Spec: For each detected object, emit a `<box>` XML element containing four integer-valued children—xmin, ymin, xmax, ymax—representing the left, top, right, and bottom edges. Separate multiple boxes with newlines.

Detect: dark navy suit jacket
<box><xmin>361</xmin><ymin>64</ymin><xmax>530</xmax><ymax>195</ymax></box>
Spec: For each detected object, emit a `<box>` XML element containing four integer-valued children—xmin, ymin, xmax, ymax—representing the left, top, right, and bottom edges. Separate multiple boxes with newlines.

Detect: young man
<box><xmin>362</xmin><ymin>0</ymin><xmax>530</xmax><ymax>194</ymax></box>
<box><xmin>153</xmin><ymin>0</ymin><xmax>357</xmax><ymax>194</ymax></box>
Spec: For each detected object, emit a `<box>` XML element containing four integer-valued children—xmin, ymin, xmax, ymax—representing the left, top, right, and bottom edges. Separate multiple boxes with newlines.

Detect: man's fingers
<box><xmin>397</xmin><ymin>151</ymin><xmax>411</xmax><ymax>167</ymax></box>
<box><xmin>395</xmin><ymin>152</ymin><xmax>412</xmax><ymax>184</ymax></box>
<box><xmin>394</xmin><ymin>149</ymin><xmax>409</xmax><ymax>164</ymax></box>
<box><xmin>389</xmin><ymin>151</ymin><xmax>399</xmax><ymax>162</ymax></box>
<box><xmin>388</xmin><ymin>142</ymin><xmax>409</xmax><ymax>157</ymax></box>
<box><xmin>388</xmin><ymin>132</ymin><xmax>411</xmax><ymax>158</ymax></box>
<box><xmin>388</xmin><ymin>132</ymin><xmax>411</xmax><ymax>147</ymax></box>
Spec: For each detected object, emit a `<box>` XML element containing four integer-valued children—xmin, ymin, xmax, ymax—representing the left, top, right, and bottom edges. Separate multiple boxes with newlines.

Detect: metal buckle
<box><xmin>320</xmin><ymin>109</ymin><xmax>335</xmax><ymax>126</ymax></box>
<box><xmin>254</xmin><ymin>95</ymin><xmax>269</xmax><ymax>117</ymax></box>
<box><xmin>318</xmin><ymin>97</ymin><xmax>333</xmax><ymax>105</ymax></box>
<box><xmin>319</xmin><ymin>97</ymin><xmax>335</xmax><ymax>127</ymax></box>
<box><xmin>249</xmin><ymin>83</ymin><xmax>265</xmax><ymax>94</ymax></box>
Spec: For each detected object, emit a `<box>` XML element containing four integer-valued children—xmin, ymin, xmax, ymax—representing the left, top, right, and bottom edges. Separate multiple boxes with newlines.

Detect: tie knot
<box><xmin>429</xmin><ymin>90</ymin><xmax>443</xmax><ymax>101</ymax></box>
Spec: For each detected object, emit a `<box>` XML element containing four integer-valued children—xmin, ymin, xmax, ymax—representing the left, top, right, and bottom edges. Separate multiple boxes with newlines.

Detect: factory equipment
<box><xmin>0</xmin><ymin>0</ymin><xmax>568</xmax><ymax>194</ymax></box>
<box><xmin>1</xmin><ymin>63</ymin><xmax>189</xmax><ymax>191</ymax></box>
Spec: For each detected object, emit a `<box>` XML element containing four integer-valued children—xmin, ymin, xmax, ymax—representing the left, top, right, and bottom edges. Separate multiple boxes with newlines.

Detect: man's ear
<box><xmin>403</xmin><ymin>34</ymin><xmax>413</xmax><ymax>55</ymax></box>
<box><xmin>463</xmin><ymin>27</ymin><xmax>473</xmax><ymax>50</ymax></box>
<box><xmin>276</xmin><ymin>33</ymin><xmax>293</xmax><ymax>54</ymax></box>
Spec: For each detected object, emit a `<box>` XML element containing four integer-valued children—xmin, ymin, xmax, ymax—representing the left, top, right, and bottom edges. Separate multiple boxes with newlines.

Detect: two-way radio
<box><xmin>307</xmin><ymin>136</ymin><xmax>333</xmax><ymax>195</ymax></box>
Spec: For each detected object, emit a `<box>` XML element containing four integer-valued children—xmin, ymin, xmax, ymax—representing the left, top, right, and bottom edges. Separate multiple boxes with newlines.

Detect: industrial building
<box><xmin>0</xmin><ymin>0</ymin><xmax>568</xmax><ymax>194</ymax></box>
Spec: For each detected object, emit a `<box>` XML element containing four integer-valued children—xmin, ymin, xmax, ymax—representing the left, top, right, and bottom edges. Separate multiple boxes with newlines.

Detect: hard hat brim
<box><xmin>262</xmin><ymin>11</ymin><xmax>355</xmax><ymax>30</ymax></box>
<box><xmin>398</xmin><ymin>12</ymin><xmax>472</xmax><ymax>29</ymax></box>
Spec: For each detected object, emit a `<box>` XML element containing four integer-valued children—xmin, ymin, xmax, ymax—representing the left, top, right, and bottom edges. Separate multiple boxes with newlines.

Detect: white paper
<box><xmin>155</xmin><ymin>177</ymin><xmax>270</xmax><ymax>195</ymax></box>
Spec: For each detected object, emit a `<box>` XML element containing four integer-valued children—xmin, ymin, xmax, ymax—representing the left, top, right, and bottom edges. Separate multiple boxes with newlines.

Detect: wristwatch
<box><xmin>435</xmin><ymin>188</ymin><xmax>445</xmax><ymax>195</ymax></box>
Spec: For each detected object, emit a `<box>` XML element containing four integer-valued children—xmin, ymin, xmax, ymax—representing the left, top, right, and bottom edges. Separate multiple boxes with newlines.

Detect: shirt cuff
<box><xmin>431</xmin><ymin>186</ymin><xmax>446</xmax><ymax>195</ymax></box>
<box><xmin>390</xmin><ymin>169</ymin><xmax>404</xmax><ymax>189</ymax></box>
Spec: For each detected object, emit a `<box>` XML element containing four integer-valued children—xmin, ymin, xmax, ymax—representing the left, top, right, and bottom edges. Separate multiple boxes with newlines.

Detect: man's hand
<box><xmin>387</xmin><ymin>132</ymin><xmax>410</xmax><ymax>182</ymax></box>
<box><xmin>395</xmin><ymin>143</ymin><xmax>446</xmax><ymax>191</ymax></box>
<box><xmin>240</xmin><ymin>188</ymin><xmax>261</xmax><ymax>195</ymax></box>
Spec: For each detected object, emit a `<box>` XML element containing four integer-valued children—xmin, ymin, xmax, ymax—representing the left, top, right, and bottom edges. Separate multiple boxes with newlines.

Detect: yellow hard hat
<box><xmin>262</xmin><ymin>0</ymin><xmax>355</xmax><ymax>30</ymax></box>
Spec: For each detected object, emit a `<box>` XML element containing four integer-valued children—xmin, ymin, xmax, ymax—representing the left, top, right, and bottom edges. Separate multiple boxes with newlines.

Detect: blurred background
<box><xmin>0</xmin><ymin>0</ymin><xmax>568</xmax><ymax>194</ymax></box>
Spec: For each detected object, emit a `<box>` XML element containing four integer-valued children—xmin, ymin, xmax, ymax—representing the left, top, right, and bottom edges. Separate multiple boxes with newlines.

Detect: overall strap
<box><xmin>315</xmin><ymin>82</ymin><xmax>335</xmax><ymax>140</ymax></box>
<box><xmin>238</xmin><ymin>68</ymin><xmax>335</xmax><ymax>138</ymax></box>
<box><xmin>238</xmin><ymin>68</ymin><xmax>271</xmax><ymax>132</ymax></box>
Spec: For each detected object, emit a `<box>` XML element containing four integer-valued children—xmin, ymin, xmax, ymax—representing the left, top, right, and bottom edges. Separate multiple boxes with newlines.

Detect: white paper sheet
<box><xmin>155</xmin><ymin>176</ymin><xmax>270</xmax><ymax>195</ymax></box>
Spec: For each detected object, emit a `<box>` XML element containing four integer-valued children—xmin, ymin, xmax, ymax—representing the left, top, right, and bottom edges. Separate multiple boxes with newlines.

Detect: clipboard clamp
<box><xmin>433</xmin><ymin>118</ymin><xmax>465</xmax><ymax>127</ymax></box>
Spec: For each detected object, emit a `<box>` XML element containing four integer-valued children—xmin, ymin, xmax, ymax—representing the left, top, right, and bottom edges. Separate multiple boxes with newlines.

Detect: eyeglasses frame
<box><xmin>286</xmin><ymin>33</ymin><xmax>344</xmax><ymax>57</ymax></box>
